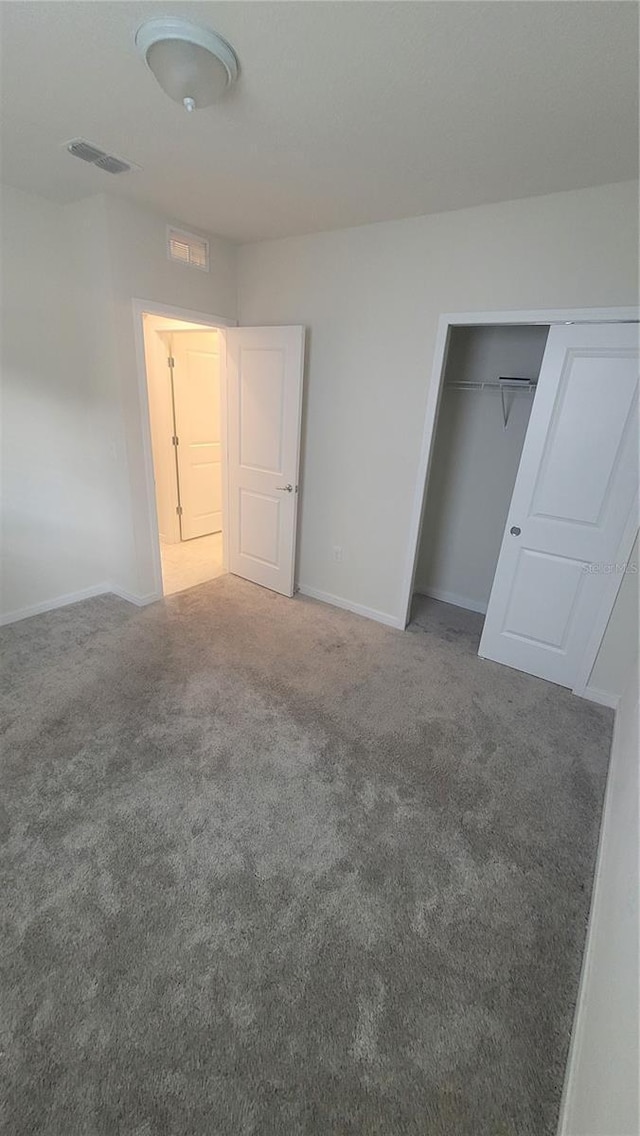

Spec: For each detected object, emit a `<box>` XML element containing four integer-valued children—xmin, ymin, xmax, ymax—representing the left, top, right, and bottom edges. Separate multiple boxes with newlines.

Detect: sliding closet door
<box><xmin>479</xmin><ymin>323</ymin><xmax>638</xmax><ymax>688</ymax></box>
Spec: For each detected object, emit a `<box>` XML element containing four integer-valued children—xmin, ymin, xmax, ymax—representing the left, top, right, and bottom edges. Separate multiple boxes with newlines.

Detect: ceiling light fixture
<box><xmin>135</xmin><ymin>18</ymin><xmax>238</xmax><ymax>112</ymax></box>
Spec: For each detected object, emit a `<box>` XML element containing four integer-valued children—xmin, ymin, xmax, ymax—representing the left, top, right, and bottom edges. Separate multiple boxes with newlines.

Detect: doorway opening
<box><xmin>135</xmin><ymin>303</ymin><xmax>306</xmax><ymax>603</ymax></box>
<box><xmin>410</xmin><ymin>322</ymin><xmax>549</xmax><ymax>629</ymax></box>
<box><xmin>141</xmin><ymin>311</ymin><xmax>226</xmax><ymax>597</ymax></box>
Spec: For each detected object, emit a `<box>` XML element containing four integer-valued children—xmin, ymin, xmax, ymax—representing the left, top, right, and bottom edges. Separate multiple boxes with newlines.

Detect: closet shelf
<box><xmin>447</xmin><ymin>376</ymin><xmax>536</xmax><ymax>429</ymax></box>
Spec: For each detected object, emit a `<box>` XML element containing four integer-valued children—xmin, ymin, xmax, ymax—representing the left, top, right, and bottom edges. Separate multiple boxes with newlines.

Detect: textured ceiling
<box><xmin>1</xmin><ymin>1</ymin><xmax>637</xmax><ymax>242</ymax></box>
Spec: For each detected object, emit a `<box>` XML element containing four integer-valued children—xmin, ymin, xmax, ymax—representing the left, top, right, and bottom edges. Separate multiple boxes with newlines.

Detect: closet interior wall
<box><xmin>414</xmin><ymin>324</ymin><xmax>550</xmax><ymax>614</ymax></box>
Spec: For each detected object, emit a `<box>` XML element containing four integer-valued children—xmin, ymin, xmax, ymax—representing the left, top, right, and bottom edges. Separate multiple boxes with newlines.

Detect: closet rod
<box><xmin>446</xmin><ymin>377</ymin><xmax>537</xmax><ymax>429</ymax></box>
<box><xmin>446</xmin><ymin>378</ymin><xmax>536</xmax><ymax>390</ymax></box>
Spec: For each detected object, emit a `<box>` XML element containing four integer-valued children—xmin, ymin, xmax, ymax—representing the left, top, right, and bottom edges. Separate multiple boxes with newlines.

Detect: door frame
<box><xmin>133</xmin><ymin>299</ymin><xmax>236</xmax><ymax>600</ymax></box>
<box><xmin>400</xmin><ymin>306</ymin><xmax>639</xmax><ymax>697</ymax></box>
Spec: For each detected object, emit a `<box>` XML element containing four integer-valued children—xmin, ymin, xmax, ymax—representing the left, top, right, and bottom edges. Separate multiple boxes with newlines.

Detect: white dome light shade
<box><xmin>145</xmin><ymin>39</ymin><xmax>230</xmax><ymax>107</ymax></box>
<box><xmin>135</xmin><ymin>19</ymin><xmax>238</xmax><ymax>111</ymax></box>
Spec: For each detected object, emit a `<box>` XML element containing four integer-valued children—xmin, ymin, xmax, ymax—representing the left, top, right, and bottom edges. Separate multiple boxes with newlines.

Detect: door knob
<box><xmin>510</xmin><ymin>525</ymin><xmax>521</xmax><ymax>536</ymax></box>
<box><xmin>276</xmin><ymin>484</ymin><xmax>293</xmax><ymax>493</ymax></box>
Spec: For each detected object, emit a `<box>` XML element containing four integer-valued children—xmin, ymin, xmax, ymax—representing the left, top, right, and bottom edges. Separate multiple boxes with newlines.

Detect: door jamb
<box><xmin>400</xmin><ymin>306</ymin><xmax>639</xmax><ymax>695</ymax></box>
<box><xmin>132</xmin><ymin>299</ymin><xmax>236</xmax><ymax>600</ymax></box>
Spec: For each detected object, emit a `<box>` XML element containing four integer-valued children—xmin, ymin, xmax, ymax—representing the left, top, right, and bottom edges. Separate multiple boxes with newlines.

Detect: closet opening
<box><xmin>410</xmin><ymin>323</ymin><xmax>550</xmax><ymax>637</ymax></box>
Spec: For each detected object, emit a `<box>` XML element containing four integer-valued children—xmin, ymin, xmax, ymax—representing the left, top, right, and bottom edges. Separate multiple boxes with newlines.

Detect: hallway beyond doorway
<box><xmin>160</xmin><ymin>534</ymin><xmax>224</xmax><ymax>595</ymax></box>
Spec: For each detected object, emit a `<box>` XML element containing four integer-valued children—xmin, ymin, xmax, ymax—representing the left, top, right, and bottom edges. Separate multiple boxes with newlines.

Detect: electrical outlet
<box><xmin>332</xmin><ymin>545</ymin><xmax>343</xmax><ymax>562</ymax></box>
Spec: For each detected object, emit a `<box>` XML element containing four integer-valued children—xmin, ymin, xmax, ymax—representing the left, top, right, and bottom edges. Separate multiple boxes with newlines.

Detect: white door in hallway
<box><xmin>479</xmin><ymin>323</ymin><xmax>639</xmax><ymax>687</ymax></box>
<box><xmin>225</xmin><ymin>326</ymin><xmax>305</xmax><ymax>597</ymax></box>
<box><xmin>171</xmin><ymin>331</ymin><xmax>222</xmax><ymax>541</ymax></box>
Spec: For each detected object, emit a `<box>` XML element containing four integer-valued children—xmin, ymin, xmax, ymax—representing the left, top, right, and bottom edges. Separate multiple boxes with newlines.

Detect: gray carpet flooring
<box><xmin>1</xmin><ymin>578</ymin><xmax>613</xmax><ymax>1136</ymax></box>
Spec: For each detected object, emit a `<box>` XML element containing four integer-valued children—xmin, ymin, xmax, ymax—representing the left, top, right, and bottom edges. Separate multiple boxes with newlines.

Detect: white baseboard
<box><xmin>109</xmin><ymin>587</ymin><xmax>161</xmax><ymax>607</ymax></box>
<box><xmin>414</xmin><ymin>587</ymin><xmax>488</xmax><ymax>615</ymax></box>
<box><xmin>0</xmin><ymin>583</ymin><xmax>111</xmax><ymax>627</ymax></box>
<box><xmin>0</xmin><ymin>582</ymin><xmax>162</xmax><ymax>627</ymax></box>
<box><xmin>574</xmin><ymin>684</ymin><xmax>620</xmax><ymax>711</ymax></box>
<box><xmin>297</xmin><ymin>584</ymin><xmax>404</xmax><ymax>629</ymax></box>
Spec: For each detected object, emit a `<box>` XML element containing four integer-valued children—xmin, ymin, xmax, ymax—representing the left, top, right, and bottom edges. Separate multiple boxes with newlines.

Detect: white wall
<box><xmin>237</xmin><ymin>179</ymin><xmax>638</xmax><ymax>692</ymax></box>
<box><xmin>414</xmin><ymin>325</ymin><xmax>549</xmax><ymax>611</ymax></box>
<box><xmin>559</xmin><ymin>659</ymin><xmax>639</xmax><ymax>1136</ymax></box>
<box><xmin>0</xmin><ymin>186</ymin><xmax>110</xmax><ymax>620</ymax></box>
<box><xmin>0</xmin><ymin>187</ymin><xmax>237</xmax><ymax>620</ymax></box>
<box><xmin>65</xmin><ymin>193</ymin><xmax>124</xmax><ymax>594</ymax></box>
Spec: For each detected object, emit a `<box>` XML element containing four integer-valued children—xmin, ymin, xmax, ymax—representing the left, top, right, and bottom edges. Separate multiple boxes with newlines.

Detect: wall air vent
<box><xmin>65</xmin><ymin>139</ymin><xmax>138</xmax><ymax>175</ymax></box>
<box><xmin>167</xmin><ymin>227</ymin><xmax>209</xmax><ymax>271</ymax></box>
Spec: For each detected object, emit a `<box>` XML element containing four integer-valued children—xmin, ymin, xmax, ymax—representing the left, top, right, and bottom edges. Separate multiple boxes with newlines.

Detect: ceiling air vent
<box><xmin>66</xmin><ymin>139</ymin><xmax>137</xmax><ymax>175</ymax></box>
<box><xmin>167</xmin><ymin>227</ymin><xmax>209</xmax><ymax>272</ymax></box>
<box><xmin>94</xmin><ymin>154</ymin><xmax>131</xmax><ymax>175</ymax></box>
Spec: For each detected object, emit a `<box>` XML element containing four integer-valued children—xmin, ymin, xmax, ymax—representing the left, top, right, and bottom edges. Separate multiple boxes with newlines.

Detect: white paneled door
<box><xmin>225</xmin><ymin>326</ymin><xmax>305</xmax><ymax>596</ymax></box>
<box><xmin>171</xmin><ymin>331</ymin><xmax>222</xmax><ymax>541</ymax></box>
<box><xmin>479</xmin><ymin>323</ymin><xmax>639</xmax><ymax>687</ymax></box>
